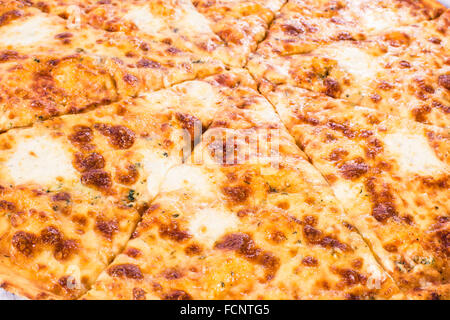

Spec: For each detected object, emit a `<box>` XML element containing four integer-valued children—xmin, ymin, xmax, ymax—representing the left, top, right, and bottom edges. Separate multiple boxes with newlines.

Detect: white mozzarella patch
<box><xmin>0</xmin><ymin>15</ymin><xmax>60</xmax><ymax>47</ymax></box>
<box><xmin>262</xmin><ymin>0</ymin><xmax>284</xmax><ymax>12</ymax></box>
<box><xmin>160</xmin><ymin>165</ymin><xmax>214</xmax><ymax>197</ymax></box>
<box><xmin>123</xmin><ymin>6</ymin><xmax>166</xmax><ymax>35</ymax></box>
<box><xmin>66</xmin><ymin>5</ymin><xmax>81</xmax><ymax>30</ymax></box>
<box><xmin>124</xmin><ymin>3</ymin><xmax>214</xmax><ymax>37</ymax></box>
<box><xmin>325</xmin><ymin>45</ymin><xmax>379</xmax><ymax>83</ymax></box>
<box><xmin>365</xmin><ymin>261</ymin><xmax>387</xmax><ymax>289</ymax></box>
<box><xmin>142</xmin><ymin>88</ymin><xmax>177</xmax><ymax>110</ymax></box>
<box><xmin>172</xmin><ymin>81</ymin><xmax>218</xmax><ymax>122</ymax></box>
<box><xmin>383</xmin><ymin>133</ymin><xmax>445</xmax><ymax>174</ymax></box>
<box><xmin>5</xmin><ymin>135</ymin><xmax>77</xmax><ymax>185</ymax></box>
<box><xmin>188</xmin><ymin>208</ymin><xmax>239</xmax><ymax>246</ymax></box>
<box><xmin>331</xmin><ymin>180</ymin><xmax>363</xmax><ymax>204</ymax></box>
<box><xmin>141</xmin><ymin>151</ymin><xmax>179</xmax><ymax>200</ymax></box>
<box><xmin>250</xmin><ymin>101</ymin><xmax>281</xmax><ymax>124</ymax></box>
<box><xmin>0</xmin><ymin>288</ymin><xmax>24</xmax><ymax>300</ymax></box>
<box><xmin>176</xmin><ymin>1</ymin><xmax>215</xmax><ymax>35</ymax></box>
<box><xmin>359</xmin><ymin>8</ymin><xmax>398</xmax><ymax>34</ymax></box>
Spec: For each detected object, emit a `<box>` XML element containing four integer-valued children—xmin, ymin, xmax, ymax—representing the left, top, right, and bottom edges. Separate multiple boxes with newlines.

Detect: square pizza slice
<box><xmin>248</xmin><ymin>9</ymin><xmax>450</xmax><ymax>127</ymax></box>
<box><xmin>0</xmin><ymin>70</ymin><xmax>254</xmax><ymax>299</ymax></box>
<box><xmin>256</xmin><ymin>0</ymin><xmax>445</xmax><ymax>56</ymax></box>
<box><xmin>0</xmin><ymin>2</ymin><xmax>224</xmax><ymax>131</ymax></box>
<box><xmin>23</xmin><ymin>0</ymin><xmax>286</xmax><ymax>67</ymax></box>
<box><xmin>267</xmin><ymin>85</ymin><xmax>449</xmax><ymax>299</ymax></box>
<box><xmin>192</xmin><ymin>0</ymin><xmax>286</xmax><ymax>66</ymax></box>
<box><xmin>82</xmin><ymin>80</ymin><xmax>401</xmax><ymax>300</ymax></box>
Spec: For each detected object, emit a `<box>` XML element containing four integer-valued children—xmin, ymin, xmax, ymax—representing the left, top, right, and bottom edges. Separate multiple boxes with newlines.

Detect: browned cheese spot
<box><xmin>12</xmin><ymin>231</ymin><xmax>38</xmax><ymax>257</ymax></box>
<box><xmin>108</xmin><ymin>264</ymin><xmax>144</xmax><ymax>280</ymax></box>
<box><xmin>94</xmin><ymin>124</ymin><xmax>136</xmax><ymax>149</ymax></box>
<box><xmin>73</xmin><ymin>152</ymin><xmax>105</xmax><ymax>172</ymax></box>
<box><xmin>95</xmin><ymin>218</ymin><xmax>119</xmax><ymax>240</ymax></box>
<box><xmin>221</xmin><ymin>185</ymin><xmax>250</xmax><ymax>203</ymax></box>
<box><xmin>133</xmin><ymin>287</ymin><xmax>146</xmax><ymax>300</ymax></box>
<box><xmin>339</xmin><ymin>158</ymin><xmax>369</xmax><ymax>180</ymax></box>
<box><xmin>163</xmin><ymin>290</ymin><xmax>192</xmax><ymax>300</ymax></box>
<box><xmin>215</xmin><ymin>233</ymin><xmax>280</xmax><ymax>281</ymax></box>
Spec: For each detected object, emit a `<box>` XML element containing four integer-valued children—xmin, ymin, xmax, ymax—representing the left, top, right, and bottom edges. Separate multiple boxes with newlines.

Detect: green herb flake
<box><xmin>127</xmin><ymin>189</ymin><xmax>136</xmax><ymax>202</ymax></box>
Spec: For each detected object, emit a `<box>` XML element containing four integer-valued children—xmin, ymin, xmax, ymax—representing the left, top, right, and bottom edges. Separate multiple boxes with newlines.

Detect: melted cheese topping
<box><xmin>123</xmin><ymin>6</ymin><xmax>166</xmax><ymax>35</ymax></box>
<box><xmin>383</xmin><ymin>133</ymin><xmax>446</xmax><ymax>174</ymax></box>
<box><xmin>0</xmin><ymin>14</ymin><xmax>59</xmax><ymax>47</ymax></box>
<box><xmin>172</xmin><ymin>81</ymin><xmax>218</xmax><ymax>117</ymax></box>
<box><xmin>5</xmin><ymin>135</ymin><xmax>77</xmax><ymax>185</ymax></box>
<box><xmin>66</xmin><ymin>5</ymin><xmax>82</xmax><ymax>30</ymax></box>
<box><xmin>160</xmin><ymin>165</ymin><xmax>214</xmax><ymax>198</ymax></box>
<box><xmin>188</xmin><ymin>208</ymin><xmax>239</xmax><ymax>246</ymax></box>
<box><xmin>359</xmin><ymin>7</ymin><xmax>399</xmax><ymax>34</ymax></box>
<box><xmin>144</xmin><ymin>81</ymin><xmax>218</xmax><ymax>126</ymax></box>
<box><xmin>176</xmin><ymin>2</ymin><xmax>215</xmax><ymax>35</ymax></box>
<box><xmin>332</xmin><ymin>180</ymin><xmax>364</xmax><ymax>204</ymax></box>
<box><xmin>325</xmin><ymin>46</ymin><xmax>379</xmax><ymax>83</ymax></box>
<box><xmin>141</xmin><ymin>151</ymin><xmax>178</xmax><ymax>200</ymax></box>
<box><xmin>365</xmin><ymin>257</ymin><xmax>387</xmax><ymax>288</ymax></box>
<box><xmin>123</xmin><ymin>2</ymin><xmax>213</xmax><ymax>37</ymax></box>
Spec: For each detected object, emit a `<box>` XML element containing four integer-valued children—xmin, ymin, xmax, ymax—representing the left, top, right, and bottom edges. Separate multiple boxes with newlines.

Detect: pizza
<box><xmin>0</xmin><ymin>0</ymin><xmax>448</xmax><ymax>300</ymax></box>
<box><xmin>192</xmin><ymin>0</ymin><xmax>286</xmax><ymax>66</ymax></box>
<box><xmin>0</xmin><ymin>71</ymin><xmax>251</xmax><ymax>299</ymax></box>
<box><xmin>256</xmin><ymin>0</ymin><xmax>445</xmax><ymax>55</ymax></box>
<box><xmin>21</xmin><ymin>0</ymin><xmax>285</xmax><ymax>67</ymax></box>
<box><xmin>266</xmin><ymin>84</ymin><xmax>449</xmax><ymax>299</ymax></box>
<box><xmin>0</xmin><ymin>1</ymin><xmax>224</xmax><ymax>131</ymax></box>
<box><xmin>248</xmin><ymin>7</ymin><xmax>449</xmax><ymax>127</ymax></box>
<box><xmin>83</xmin><ymin>80</ymin><xmax>401</xmax><ymax>300</ymax></box>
